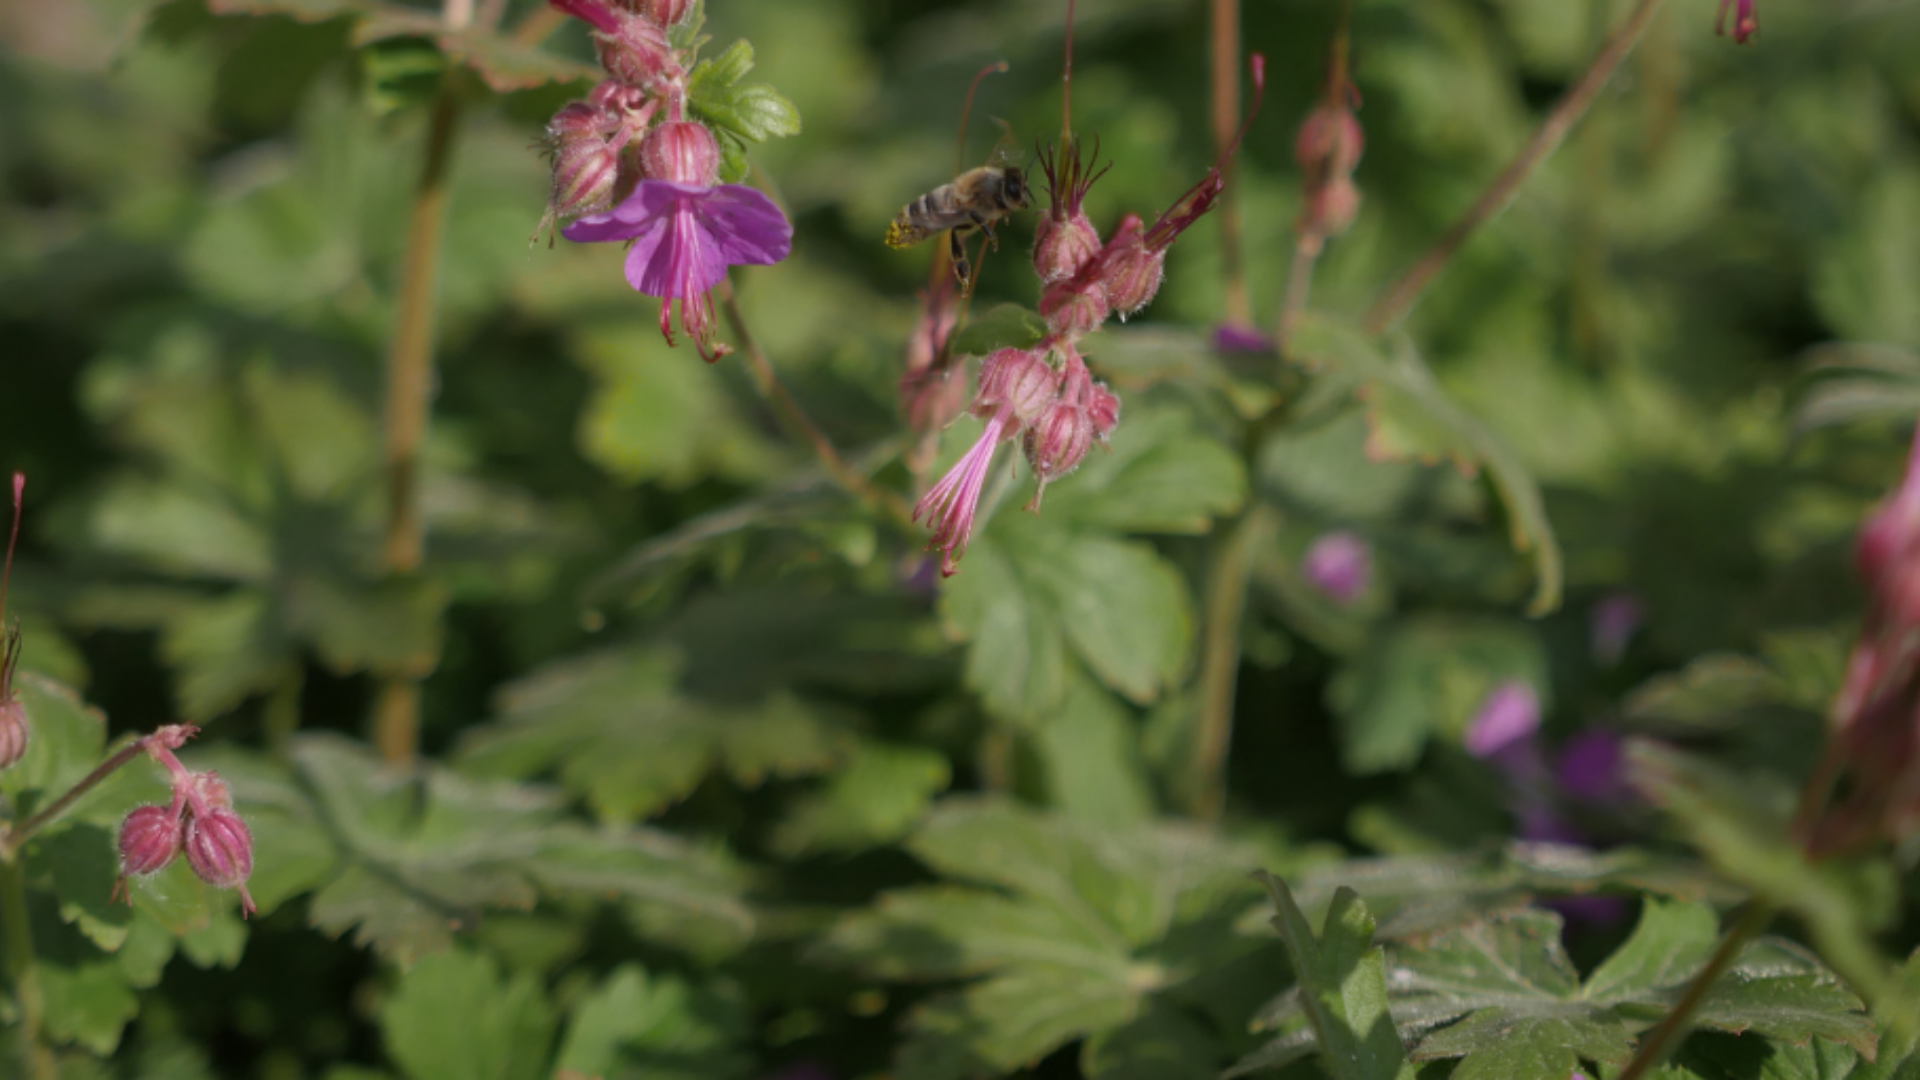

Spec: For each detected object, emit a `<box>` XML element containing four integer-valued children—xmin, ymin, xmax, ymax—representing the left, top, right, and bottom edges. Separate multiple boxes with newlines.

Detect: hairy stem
<box><xmin>719</xmin><ymin>283</ymin><xmax>915</xmax><ymax>527</ymax></box>
<box><xmin>1210</xmin><ymin>0</ymin><xmax>1249</xmax><ymax>326</ymax></box>
<box><xmin>1615</xmin><ymin>902</ymin><xmax>1774</xmax><ymax>1080</ymax></box>
<box><xmin>374</xmin><ymin>73</ymin><xmax>464</xmax><ymax>766</ymax></box>
<box><xmin>0</xmin><ymin>857</ymin><xmax>54</xmax><ymax>1080</ymax></box>
<box><xmin>1189</xmin><ymin>503</ymin><xmax>1278</xmax><ymax>820</ymax></box>
<box><xmin>1362</xmin><ymin>0</ymin><xmax>1669</xmax><ymax>334</ymax></box>
<box><xmin>0</xmin><ymin>740</ymin><xmax>148</xmax><ymax>859</ymax></box>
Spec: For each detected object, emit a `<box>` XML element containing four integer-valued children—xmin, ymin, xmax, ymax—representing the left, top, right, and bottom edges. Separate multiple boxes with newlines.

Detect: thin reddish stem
<box><xmin>1</xmin><ymin>473</ymin><xmax>21</xmax><ymax>627</ymax></box>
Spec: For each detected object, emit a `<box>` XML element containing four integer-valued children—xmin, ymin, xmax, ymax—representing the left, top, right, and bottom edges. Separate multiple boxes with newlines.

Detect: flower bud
<box><xmin>592</xmin><ymin>8</ymin><xmax>676</xmax><ymax>89</ymax></box>
<box><xmin>1094</xmin><ymin>217</ymin><xmax>1166</xmax><ymax>319</ymax></box>
<box><xmin>1033</xmin><ymin>212</ymin><xmax>1101</xmax><ymax>284</ymax></box>
<box><xmin>1087</xmin><ymin>382</ymin><xmax>1120</xmax><ymax>440</ymax></box>
<box><xmin>545</xmin><ymin>124</ymin><xmax>622</xmax><ymax>226</ymax></box>
<box><xmin>974</xmin><ymin>349</ymin><xmax>1058</xmax><ymax>424</ymax></box>
<box><xmin>0</xmin><ymin>697</ymin><xmax>27</xmax><ymax>772</ymax></box>
<box><xmin>1039</xmin><ymin>278</ymin><xmax>1110</xmax><ymax>339</ymax></box>
<box><xmin>643</xmin><ymin>0</ymin><xmax>692</xmax><ymax>25</ymax></box>
<box><xmin>119</xmin><ymin>804</ymin><xmax>182</xmax><ymax>877</ymax></box>
<box><xmin>1295</xmin><ymin>103</ymin><xmax>1365</xmax><ymax>185</ymax></box>
<box><xmin>641</xmin><ymin>120</ymin><xmax>720</xmax><ymax>186</ymax></box>
<box><xmin>1026</xmin><ymin>403</ymin><xmax>1095</xmax><ymax>485</ymax></box>
<box><xmin>184</xmin><ymin>809</ymin><xmax>253</xmax><ymax>893</ymax></box>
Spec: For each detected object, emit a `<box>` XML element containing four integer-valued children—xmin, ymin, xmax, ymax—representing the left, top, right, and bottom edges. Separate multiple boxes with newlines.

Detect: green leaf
<box><xmin>948</xmin><ymin>304</ymin><xmax>1048</xmax><ymax>358</ymax></box>
<box><xmin>379</xmin><ymin>948</ymin><xmax>555</xmax><ymax>1080</ymax></box>
<box><xmin>1414</xmin><ymin>1011</ymin><xmax>1634</xmax><ymax>1080</ymax></box>
<box><xmin>1028</xmin><ymin>668</ymin><xmax>1156</xmax><ymax>826</ymax></box>
<box><xmin>39</xmin><ymin>957</ymin><xmax>140</xmax><ymax>1056</ymax></box>
<box><xmin>454</xmin><ymin>643</ymin><xmax>843</xmax><ymax>823</ymax></box>
<box><xmin>942</xmin><ymin>517</ymin><xmax>1193</xmax><ymax>720</ymax></box>
<box><xmin>1583</xmin><ymin>899</ymin><xmax>1720</xmax><ymax>1005</ymax></box>
<box><xmin>1290</xmin><ymin>317</ymin><xmax>1563</xmax><ymax>615</ymax></box>
<box><xmin>1327</xmin><ymin>616</ymin><xmax>1546</xmax><ymax>774</ymax></box>
<box><xmin>768</xmin><ymin>740</ymin><xmax>951</xmax><ymax>857</ymax></box>
<box><xmin>1082</xmin><ymin>1009</ymin><xmax>1223</xmax><ymax>1080</ymax></box>
<box><xmin>1255</xmin><ymin>873</ymin><xmax>1414</xmax><ymax>1080</ymax></box>
<box><xmin>685</xmin><ymin>40</ymin><xmax>801</xmax><ymax>147</ymax></box>
<box><xmin>552</xmin><ymin>965</ymin><xmax>750</xmax><ymax>1080</ymax></box>
<box><xmin>821</xmin><ymin>800</ymin><xmax>1261</xmax><ymax>1079</ymax></box>
<box><xmin>1793</xmin><ymin>345</ymin><xmax>1920</xmax><ymax>438</ymax></box>
<box><xmin>1043</xmin><ymin>406</ymin><xmax>1248</xmax><ymax>535</ymax></box>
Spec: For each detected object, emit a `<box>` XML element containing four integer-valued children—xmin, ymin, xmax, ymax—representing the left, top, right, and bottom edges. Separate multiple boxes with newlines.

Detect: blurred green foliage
<box><xmin>4</xmin><ymin>0</ymin><xmax>1920</xmax><ymax>1078</ymax></box>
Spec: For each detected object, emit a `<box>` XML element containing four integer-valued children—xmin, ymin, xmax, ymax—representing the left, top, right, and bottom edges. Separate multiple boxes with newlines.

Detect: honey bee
<box><xmin>885</xmin><ymin>160</ymin><xmax>1031</xmax><ymax>292</ymax></box>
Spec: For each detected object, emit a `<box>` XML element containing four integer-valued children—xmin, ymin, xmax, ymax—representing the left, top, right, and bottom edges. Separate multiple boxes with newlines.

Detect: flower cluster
<box><xmin>116</xmin><ymin>724</ymin><xmax>256</xmax><ymax>915</ymax></box>
<box><xmin>914</xmin><ymin>59</ymin><xmax>1265</xmax><ymax>575</ymax></box>
<box><xmin>1716</xmin><ymin>0</ymin><xmax>1759</xmax><ymax>44</ymax></box>
<box><xmin>539</xmin><ymin>0</ymin><xmax>793</xmax><ymax>361</ymax></box>
<box><xmin>1806</xmin><ymin>424</ymin><xmax>1920</xmax><ymax>855</ymax></box>
<box><xmin>0</xmin><ymin>473</ymin><xmax>27</xmax><ymax>773</ymax></box>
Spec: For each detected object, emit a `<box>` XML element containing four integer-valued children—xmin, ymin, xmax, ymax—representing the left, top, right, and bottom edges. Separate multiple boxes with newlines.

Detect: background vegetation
<box><xmin>4</xmin><ymin>0</ymin><xmax>1920</xmax><ymax>1078</ymax></box>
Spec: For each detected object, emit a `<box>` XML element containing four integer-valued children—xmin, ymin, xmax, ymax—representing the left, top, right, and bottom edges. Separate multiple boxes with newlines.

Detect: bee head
<box><xmin>1003</xmin><ymin>167</ymin><xmax>1029</xmax><ymax>208</ymax></box>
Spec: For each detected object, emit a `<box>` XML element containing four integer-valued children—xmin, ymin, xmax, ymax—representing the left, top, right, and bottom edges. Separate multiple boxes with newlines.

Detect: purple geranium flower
<box><xmin>1464</xmin><ymin>680</ymin><xmax>1541</xmax><ymax>760</ymax></box>
<box><xmin>1303</xmin><ymin>530</ymin><xmax>1372</xmax><ymax>605</ymax></box>
<box><xmin>563</xmin><ymin>179</ymin><xmax>792</xmax><ymax>362</ymax></box>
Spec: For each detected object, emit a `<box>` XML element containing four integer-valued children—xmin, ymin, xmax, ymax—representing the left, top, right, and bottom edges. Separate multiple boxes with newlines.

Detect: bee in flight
<box><xmin>885</xmin><ymin>154</ymin><xmax>1031</xmax><ymax>293</ymax></box>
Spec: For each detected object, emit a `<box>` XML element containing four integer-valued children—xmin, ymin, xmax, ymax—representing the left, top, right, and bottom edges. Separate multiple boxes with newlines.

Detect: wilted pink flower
<box><xmin>1302</xmin><ymin>530</ymin><xmax>1371</xmax><ymax>605</ymax></box>
<box><xmin>915</xmin><ymin>407</ymin><xmax>1015</xmax><ymax>576</ymax></box>
<box><xmin>564</xmin><ymin>179</ymin><xmax>793</xmax><ymax>361</ymax></box>
<box><xmin>1465</xmin><ymin>680</ymin><xmax>1542</xmax><ymax>759</ymax></box>
<box><xmin>1716</xmin><ymin>0</ymin><xmax>1758</xmax><ymax>43</ymax></box>
<box><xmin>1590</xmin><ymin>593</ymin><xmax>1643</xmax><ymax>666</ymax></box>
<box><xmin>119</xmin><ymin>803</ymin><xmax>183</xmax><ymax>877</ymax></box>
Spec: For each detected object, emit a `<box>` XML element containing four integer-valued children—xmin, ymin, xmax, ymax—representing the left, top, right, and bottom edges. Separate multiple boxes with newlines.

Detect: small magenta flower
<box><xmin>1716</xmin><ymin>0</ymin><xmax>1758</xmax><ymax>43</ymax></box>
<box><xmin>119</xmin><ymin>803</ymin><xmax>184</xmax><ymax>877</ymax></box>
<box><xmin>1302</xmin><ymin>530</ymin><xmax>1371</xmax><ymax>605</ymax></box>
<box><xmin>564</xmin><ymin>176</ymin><xmax>793</xmax><ymax>362</ymax></box>
<box><xmin>1465</xmin><ymin>680</ymin><xmax>1542</xmax><ymax>759</ymax></box>
<box><xmin>1556</xmin><ymin>729</ymin><xmax>1627</xmax><ymax>804</ymax></box>
<box><xmin>1213</xmin><ymin>325</ymin><xmax>1272</xmax><ymax>353</ymax></box>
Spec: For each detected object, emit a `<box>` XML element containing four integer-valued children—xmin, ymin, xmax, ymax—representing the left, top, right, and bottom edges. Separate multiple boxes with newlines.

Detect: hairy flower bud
<box><xmin>1087</xmin><ymin>382</ymin><xmax>1120</xmax><ymax>440</ymax></box>
<box><xmin>1033</xmin><ymin>212</ymin><xmax>1101</xmax><ymax>284</ymax></box>
<box><xmin>1094</xmin><ymin>217</ymin><xmax>1167</xmax><ymax>319</ymax></box>
<box><xmin>643</xmin><ymin>0</ymin><xmax>692</xmax><ymax>24</ymax></box>
<box><xmin>547</xmin><ymin>126</ymin><xmax>622</xmax><ymax>222</ymax></box>
<box><xmin>0</xmin><ymin>697</ymin><xmax>26</xmax><ymax>772</ymax></box>
<box><xmin>553</xmin><ymin>0</ymin><xmax>676</xmax><ymax>89</ymax></box>
<box><xmin>119</xmin><ymin>804</ymin><xmax>182</xmax><ymax>877</ymax></box>
<box><xmin>1039</xmin><ymin>278</ymin><xmax>1109</xmax><ymax>339</ymax></box>
<box><xmin>974</xmin><ymin>349</ymin><xmax>1058</xmax><ymax>424</ymax></box>
<box><xmin>185</xmin><ymin>809</ymin><xmax>255</xmax><ymax>904</ymax></box>
<box><xmin>1026</xmin><ymin>402</ymin><xmax>1095</xmax><ymax>487</ymax></box>
<box><xmin>641</xmin><ymin>120</ymin><xmax>721</xmax><ymax>186</ymax></box>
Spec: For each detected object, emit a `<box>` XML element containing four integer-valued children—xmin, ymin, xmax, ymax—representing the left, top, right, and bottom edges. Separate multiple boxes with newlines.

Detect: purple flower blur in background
<box><xmin>564</xmin><ymin>181</ymin><xmax>791</xmax><ymax>361</ymax></box>
<box><xmin>1302</xmin><ymin>530</ymin><xmax>1371</xmax><ymax>605</ymax></box>
<box><xmin>1212</xmin><ymin>324</ymin><xmax>1272</xmax><ymax>353</ymax></box>
<box><xmin>1590</xmin><ymin>593</ymin><xmax>1643</xmax><ymax>666</ymax></box>
<box><xmin>1464</xmin><ymin>679</ymin><xmax>1540</xmax><ymax>759</ymax></box>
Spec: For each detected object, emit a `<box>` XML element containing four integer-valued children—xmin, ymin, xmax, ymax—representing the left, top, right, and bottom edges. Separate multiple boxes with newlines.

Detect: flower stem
<box><xmin>373</xmin><ymin>70</ymin><xmax>465</xmax><ymax>766</ymax></box>
<box><xmin>0</xmin><ymin>740</ymin><xmax>149</xmax><ymax>859</ymax></box>
<box><xmin>0</xmin><ymin>856</ymin><xmax>54</xmax><ymax>1080</ymax></box>
<box><xmin>1362</xmin><ymin>0</ymin><xmax>1668</xmax><ymax>335</ymax></box>
<box><xmin>718</xmin><ymin>283</ymin><xmax>914</xmax><ymax>527</ymax></box>
<box><xmin>1614</xmin><ymin>901</ymin><xmax>1775</xmax><ymax>1080</ymax></box>
<box><xmin>1275</xmin><ymin>239</ymin><xmax>1320</xmax><ymax>356</ymax></box>
<box><xmin>1210</xmin><ymin>0</ymin><xmax>1249</xmax><ymax>327</ymax></box>
<box><xmin>1189</xmin><ymin>503</ymin><xmax>1277</xmax><ymax>820</ymax></box>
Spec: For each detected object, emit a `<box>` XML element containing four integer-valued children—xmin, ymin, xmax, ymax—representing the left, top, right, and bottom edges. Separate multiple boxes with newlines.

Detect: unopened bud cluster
<box><xmin>535</xmin><ymin>0</ymin><xmax>716</xmax><ymax>237</ymax></box>
<box><xmin>116</xmin><ymin>724</ymin><xmax>255</xmax><ymax>915</ymax></box>
<box><xmin>1295</xmin><ymin>66</ymin><xmax>1365</xmax><ymax>253</ymax></box>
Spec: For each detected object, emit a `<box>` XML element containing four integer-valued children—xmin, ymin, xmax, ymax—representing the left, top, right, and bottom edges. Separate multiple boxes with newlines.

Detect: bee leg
<box><xmin>949</xmin><ymin>227</ymin><xmax>975</xmax><ymax>294</ymax></box>
<box><xmin>968</xmin><ymin>210</ymin><xmax>999</xmax><ymax>251</ymax></box>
